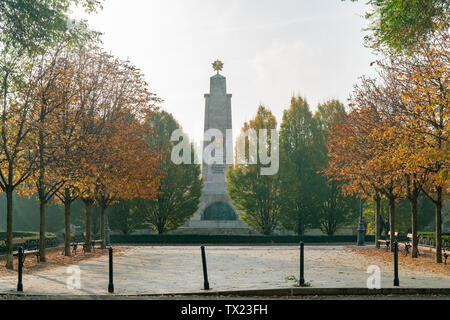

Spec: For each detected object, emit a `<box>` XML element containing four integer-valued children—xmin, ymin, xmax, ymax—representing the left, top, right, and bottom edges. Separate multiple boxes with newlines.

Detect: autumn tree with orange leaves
<box><xmin>24</xmin><ymin>44</ymin><xmax>81</xmax><ymax>262</ymax></box>
<box><xmin>61</xmin><ymin>49</ymin><xmax>162</xmax><ymax>252</ymax></box>
<box><xmin>0</xmin><ymin>0</ymin><xmax>163</xmax><ymax>265</ymax></box>
<box><xmin>379</xmin><ymin>23</ymin><xmax>449</xmax><ymax>262</ymax></box>
<box><xmin>0</xmin><ymin>51</ymin><xmax>40</xmax><ymax>269</ymax></box>
<box><xmin>327</xmin><ymin>22</ymin><xmax>448</xmax><ymax>262</ymax></box>
<box><xmin>93</xmin><ymin>114</ymin><xmax>161</xmax><ymax>249</ymax></box>
<box><xmin>9</xmin><ymin>46</ymin><xmax>162</xmax><ymax>259</ymax></box>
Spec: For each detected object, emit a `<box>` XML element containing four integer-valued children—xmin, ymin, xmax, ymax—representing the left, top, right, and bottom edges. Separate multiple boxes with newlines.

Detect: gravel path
<box><xmin>0</xmin><ymin>245</ymin><xmax>448</xmax><ymax>295</ymax></box>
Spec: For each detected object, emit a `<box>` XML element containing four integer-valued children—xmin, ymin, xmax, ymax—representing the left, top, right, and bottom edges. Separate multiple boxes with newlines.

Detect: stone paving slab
<box><xmin>0</xmin><ymin>246</ymin><xmax>448</xmax><ymax>295</ymax></box>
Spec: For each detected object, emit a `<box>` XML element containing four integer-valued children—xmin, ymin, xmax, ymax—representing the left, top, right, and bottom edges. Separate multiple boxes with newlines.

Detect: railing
<box><xmin>418</xmin><ymin>236</ymin><xmax>450</xmax><ymax>251</ymax></box>
<box><xmin>0</xmin><ymin>237</ymin><xmax>58</xmax><ymax>255</ymax></box>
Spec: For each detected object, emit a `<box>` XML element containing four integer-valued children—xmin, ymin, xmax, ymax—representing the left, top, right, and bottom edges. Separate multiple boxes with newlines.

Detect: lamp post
<box><xmin>357</xmin><ymin>198</ymin><xmax>365</xmax><ymax>246</ymax></box>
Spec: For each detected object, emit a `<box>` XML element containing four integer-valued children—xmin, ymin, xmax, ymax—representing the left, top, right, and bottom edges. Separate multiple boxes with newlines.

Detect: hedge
<box><xmin>418</xmin><ymin>232</ymin><xmax>450</xmax><ymax>242</ymax></box>
<box><xmin>0</xmin><ymin>231</ymin><xmax>56</xmax><ymax>240</ymax></box>
<box><xmin>111</xmin><ymin>234</ymin><xmax>376</xmax><ymax>244</ymax></box>
<box><xmin>0</xmin><ymin>231</ymin><xmax>58</xmax><ymax>254</ymax></box>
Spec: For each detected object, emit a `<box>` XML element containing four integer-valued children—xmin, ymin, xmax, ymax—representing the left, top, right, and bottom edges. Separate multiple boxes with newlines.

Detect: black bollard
<box><xmin>108</xmin><ymin>247</ymin><xmax>114</xmax><ymax>293</ymax></box>
<box><xmin>17</xmin><ymin>247</ymin><xmax>23</xmax><ymax>292</ymax></box>
<box><xmin>201</xmin><ymin>246</ymin><xmax>210</xmax><ymax>290</ymax></box>
<box><xmin>299</xmin><ymin>242</ymin><xmax>305</xmax><ymax>286</ymax></box>
<box><xmin>393</xmin><ymin>241</ymin><xmax>399</xmax><ymax>287</ymax></box>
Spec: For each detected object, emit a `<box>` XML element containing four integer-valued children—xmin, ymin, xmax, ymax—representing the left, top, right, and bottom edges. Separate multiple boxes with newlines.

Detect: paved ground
<box><xmin>0</xmin><ymin>245</ymin><xmax>448</xmax><ymax>295</ymax></box>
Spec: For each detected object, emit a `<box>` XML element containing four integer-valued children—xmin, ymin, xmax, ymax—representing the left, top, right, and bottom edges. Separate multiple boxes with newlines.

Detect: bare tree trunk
<box><xmin>39</xmin><ymin>200</ymin><xmax>46</xmax><ymax>262</ymax></box>
<box><xmin>5</xmin><ymin>188</ymin><xmax>13</xmax><ymax>269</ymax></box>
<box><xmin>435</xmin><ymin>187</ymin><xmax>442</xmax><ymax>263</ymax></box>
<box><xmin>297</xmin><ymin>218</ymin><xmax>304</xmax><ymax>236</ymax></box>
<box><xmin>83</xmin><ymin>198</ymin><xmax>93</xmax><ymax>253</ymax></box>
<box><xmin>375</xmin><ymin>196</ymin><xmax>381</xmax><ymax>249</ymax></box>
<box><xmin>411</xmin><ymin>197</ymin><xmax>418</xmax><ymax>258</ymax></box>
<box><xmin>389</xmin><ymin>197</ymin><xmax>395</xmax><ymax>252</ymax></box>
<box><xmin>64</xmin><ymin>192</ymin><xmax>71</xmax><ymax>257</ymax></box>
<box><xmin>38</xmin><ymin>118</ymin><xmax>46</xmax><ymax>263</ymax></box>
<box><xmin>100</xmin><ymin>205</ymin><xmax>106</xmax><ymax>249</ymax></box>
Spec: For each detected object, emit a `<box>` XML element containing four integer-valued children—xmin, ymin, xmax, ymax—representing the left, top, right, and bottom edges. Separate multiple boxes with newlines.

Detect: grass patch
<box><xmin>284</xmin><ymin>275</ymin><xmax>311</xmax><ymax>287</ymax></box>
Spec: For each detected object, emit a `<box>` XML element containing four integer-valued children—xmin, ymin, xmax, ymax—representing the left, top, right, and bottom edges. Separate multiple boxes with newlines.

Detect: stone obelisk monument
<box><xmin>182</xmin><ymin>60</ymin><xmax>249</xmax><ymax>234</ymax></box>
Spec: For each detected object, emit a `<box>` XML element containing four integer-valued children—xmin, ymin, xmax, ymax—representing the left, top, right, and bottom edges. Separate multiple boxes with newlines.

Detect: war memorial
<box><xmin>0</xmin><ymin>61</ymin><xmax>448</xmax><ymax>304</ymax></box>
<box><xmin>0</xmin><ymin>1</ymin><xmax>448</xmax><ymax>314</ymax></box>
<box><xmin>182</xmin><ymin>61</ymin><xmax>250</xmax><ymax>235</ymax></box>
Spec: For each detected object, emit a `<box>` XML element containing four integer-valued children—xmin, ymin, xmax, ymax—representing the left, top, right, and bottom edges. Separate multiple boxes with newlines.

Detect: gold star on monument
<box><xmin>212</xmin><ymin>59</ymin><xmax>224</xmax><ymax>74</ymax></box>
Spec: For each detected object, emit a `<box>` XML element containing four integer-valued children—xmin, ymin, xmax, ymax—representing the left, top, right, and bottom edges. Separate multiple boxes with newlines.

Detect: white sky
<box><xmin>73</xmin><ymin>0</ymin><xmax>377</xmax><ymax>144</ymax></box>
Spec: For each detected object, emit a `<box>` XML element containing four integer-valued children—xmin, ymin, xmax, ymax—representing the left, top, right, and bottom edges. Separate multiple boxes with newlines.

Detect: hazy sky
<box><xmin>73</xmin><ymin>0</ymin><xmax>377</xmax><ymax>143</ymax></box>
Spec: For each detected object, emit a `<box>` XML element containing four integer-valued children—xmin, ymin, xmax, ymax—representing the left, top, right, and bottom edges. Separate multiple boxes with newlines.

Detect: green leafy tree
<box><xmin>108</xmin><ymin>200</ymin><xmax>146</xmax><ymax>235</ymax></box>
<box><xmin>315</xmin><ymin>100</ymin><xmax>359</xmax><ymax>235</ymax></box>
<box><xmin>0</xmin><ymin>0</ymin><xmax>102</xmax><ymax>51</ymax></box>
<box><xmin>278</xmin><ymin>97</ymin><xmax>322</xmax><ymax>235</ymax></box>
<box><xmin>227</xmin><ymin>106</ymin><xmax>281</xmax><ymax>235</ymax></box>
<box><xmin>345</xmin><ymin>0</ymin><xmax>449</xmax><ymax>51</ymax></box>
<box><xmin>137</xmin><ymin>111</ymin><xmax>202</xmax><ymax>234</ymax></box>
<box><xmin>317</xmin><ymin>179</ymin><xmax>359</xmax><ymax>235</ymax></box>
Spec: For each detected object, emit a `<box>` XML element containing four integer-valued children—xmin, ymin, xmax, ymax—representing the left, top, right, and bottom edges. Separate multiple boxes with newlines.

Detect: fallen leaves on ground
<box><xmin>350</xmin><ymin>246</ymin><xmax>450</xmax><ymax>276</ymax></box>
<box><xmin>0</xmin><ymin>246</ymin><xmax>128</xmax><ymax>276</ymax></box>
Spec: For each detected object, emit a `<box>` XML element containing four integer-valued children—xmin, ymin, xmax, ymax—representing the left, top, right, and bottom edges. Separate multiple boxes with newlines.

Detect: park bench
<box><xmin>62</xmin><ymin>232</ymin><xmax>81</xmax><ymax>255</ymax></box>
<box><xmin>82</xmin><ymin>232</ymin><xmax>103</xmax><ymax>252</ymax></box>
<box><xmin>377</xmin><ymin>231</ymin><xmax>398</xmax><ymax>250</ymax></box>
<box><xmin>11</xmin><ymin>238</ymin><xmax>40</xmax><ymax>263</ymax></box>
<box><xmin>417</xmin><ymin>236</ymin><xmax>449</xmax><ymax>263</ymax></box>
<box><xmin>91</xmin><ymin>235</ymin><xmax>103</xmax><ymax>251</ymax></box>
<box><xmin>398</xmin><ymin>233</ymin><xmax>419</xmax><ymax>256</ymax></box>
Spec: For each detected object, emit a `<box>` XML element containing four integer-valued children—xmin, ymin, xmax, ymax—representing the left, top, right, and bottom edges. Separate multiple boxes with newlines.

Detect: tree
<box><xmin>94</xmin><ymin>113</ymin><xmax>161</xmax><ymax>248</ymax></box>
<box><xmin>15</xmin><ymin>42</ymin><xmax>87</xmax><ymax>261</ymax></box>
<box><xmin>227</xmin><ymin>106</ymin><xmax>281</xmax><ymax>235</ymax></box>
<box><xmin>0</xmin><ymin>0</ymin><xmax>102</xmax><ymax>51</ymax></box>
<box><xmin>0</xmin><ymin>0</ymin><xmax>101</xmax><ymax>269</ymax></box>
<box><xmin>326</xmin><ymin>107</ymin><xmax>384</xmax><ymax>243</ymax></box>
<box><xmin>137</xmin><ymin>111</ymin><xmax>202</xmax><ymax>234</ymax></box>
<box><xmin>278</xmin><ymin>97</ymin><xmax>322</xmax><ymax>235</ymax></box>
<box><xmin>50</xmin><ymin>48</ymin><xmax>94</xmax><ymax>256</ymax></box>
<box><xmin>68</xmin><ymin>48</ymin><xmax>110</xmax><ymax>253</ymax></box>
<box><xmin>315</xmin><ymin>100</ymin><xmax>359</xmax><ymax>236</ymax></box>
<box><xmin>345</xmin><ymin>0</ymin><xmax>449</xmax><ymax>52</ymax></box>
<box><xmin>343</xmin><ymin>1</ymin><xmax>448</xmax><ymax>258</ymax></box>
<box><xmin>69</xmin><ymin>49</ymin><xmax>162</xmax><ymax>250</ymax></box>
<box><xmin>327</xmin><ymin>27</ymin><xmax>448</xmax><ymax>259</ymax></box>
<box><xmin>0</xmin><ymin>51</ymin><xmax>42</xmax><ymax>268</ymax></box>
<box><xmin>30</xmin><ymin>45</ymin><xmax>75</xmax><ymax>262</ymax></box>
<box><xmin>377</xmin><ymin>25</ymin><xmax>449</xmax><ymax>262</ymax></box>
<box><xmin>108</xmin><ymin>199</ymin><xmax>146</xmax><ymax>235</ymax></box>
<box><xmin>331</xmin><ymin>80</ymin><xmax>405</xmax><ymax>249</ymax></box>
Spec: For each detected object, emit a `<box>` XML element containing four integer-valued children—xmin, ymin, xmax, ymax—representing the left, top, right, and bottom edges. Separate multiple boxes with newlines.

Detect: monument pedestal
<box><xmin>182</xmin><ymin>183</ymin><xmax>249</xmax><ymax>235</ymax></box>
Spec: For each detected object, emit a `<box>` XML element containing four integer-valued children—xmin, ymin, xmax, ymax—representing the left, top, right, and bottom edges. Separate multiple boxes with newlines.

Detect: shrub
<box><xmin>0</xmin><ymin>232</ymin><xmax>57</xmax><ymax>254</ymax></box>
<box><xmin>111</xmin><ymin>234</ymin><xmax>376</xmax><ymax>244</ymax></box>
